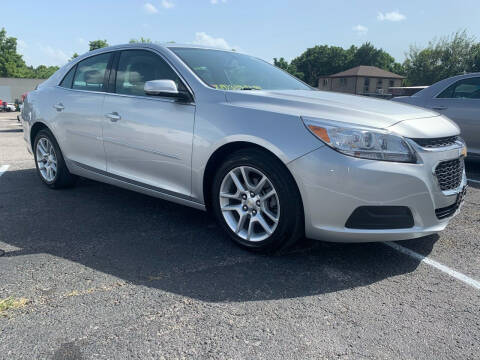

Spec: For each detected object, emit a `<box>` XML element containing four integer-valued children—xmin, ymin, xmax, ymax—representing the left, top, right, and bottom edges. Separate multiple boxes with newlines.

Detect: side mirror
<box><xmin>144</xmin><ymin>80</ymin><xmax>190</xmax><ymax>101</ymax></box>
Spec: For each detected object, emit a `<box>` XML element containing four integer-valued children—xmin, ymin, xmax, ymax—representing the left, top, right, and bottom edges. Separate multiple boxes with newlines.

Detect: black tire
<box><xmin>211</xmin><ymin>148</ymin><xmax>304</xmax><ymax>253</ymax></box>
<box><xmin>33</xmin><ymin>129</ymin><xmax>77</xmax><ymax>189</ymax></box>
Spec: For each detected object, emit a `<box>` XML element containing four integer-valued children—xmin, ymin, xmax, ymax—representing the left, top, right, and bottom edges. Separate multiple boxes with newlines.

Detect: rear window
<box><xmin>59</xmin><ymin>66</ymin><xmax>76</xmax><ymax>88</ymax></box>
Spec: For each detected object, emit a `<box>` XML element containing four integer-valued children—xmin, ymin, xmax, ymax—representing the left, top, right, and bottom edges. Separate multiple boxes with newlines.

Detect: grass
<box><xmin>0</xmin><ymin>297</ymin><xmax>29</xmax><ymax>316</ymax></box>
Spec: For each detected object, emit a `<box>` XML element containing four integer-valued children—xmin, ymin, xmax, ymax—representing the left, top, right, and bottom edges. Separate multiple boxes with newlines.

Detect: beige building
<box><xmin>317</xmin><ymin>65</ymin><xmax>404</xmax><ymax>97</ymax></box>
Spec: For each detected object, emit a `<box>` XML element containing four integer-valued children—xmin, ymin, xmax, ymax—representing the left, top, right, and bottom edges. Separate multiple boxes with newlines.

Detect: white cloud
<box><xmin>193</xmin><ymin>32</ymin><xmax>231</xmax><ymax>50</ymax></box>
<box><xmin>161</xmin><ymin>0</ymin><xmax>174</xmax><ymax>8</ymax></box>
<box><xmin>211</xmin><ymin>0</ymin><xmax>227</xmax><ymax>4</ymax></box>
<box><xmin>377</xmin><ymin>10</ymin><xmax>406</xmax><ymax>22</ymax></box>
<box><xmin>352</xmin><ymin>25</ymin><xmax>368</xmax><ymax>36</ymax></box>
<box><xmin>143</xmin><ymin>2</ymin><xmax>159</xmax><ymax>14</ymax></box>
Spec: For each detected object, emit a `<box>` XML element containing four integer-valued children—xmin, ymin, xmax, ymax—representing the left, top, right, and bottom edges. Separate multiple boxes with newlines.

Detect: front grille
<box><xmin>435</xmin><ymin>187</ymin><xmax>467</xmax><ymax>219</ymax></box>
<box><xmin>435</xmin><ymin>158</ymin><xmax>464</xmax><ymax>191</ymax></box>
<box><xmin>412</xmin><ymin>136</ymin><xmax>459</xmax><ymax>148</ymax></box>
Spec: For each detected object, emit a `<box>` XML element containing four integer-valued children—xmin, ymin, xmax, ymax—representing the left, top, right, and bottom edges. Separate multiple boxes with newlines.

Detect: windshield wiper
<box><xmin>238</xmin><ymin>86</ymin><xmax>261</xmax><ymax>90</ymax></box>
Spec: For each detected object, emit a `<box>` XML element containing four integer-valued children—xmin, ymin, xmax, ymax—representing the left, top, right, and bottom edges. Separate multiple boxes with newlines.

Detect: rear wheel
<box><xmin>33</xmin><ymin>129</ymin><xmax>77</xmax><ymax>189</ymax></box>
<box><xmin>211</xmin><ymin>149</ymin><xmax>303</xmax><ymax>253</ymax></box>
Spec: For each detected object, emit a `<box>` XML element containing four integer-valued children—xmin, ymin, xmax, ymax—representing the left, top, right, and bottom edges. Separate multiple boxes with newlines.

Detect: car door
<box><xmin>429</xmin><ymin>77</ymin><xmax>480</xmax><ymax>154</ymax></box>
<box><xmin>102</xmin><ymin>49</ymin><xmax>195</xmax><ymax>197</ymax></box>
<box><xmin>52</xmin><ymin>52</ymin><xmax>113</xmax><ymax>171</ymax></box>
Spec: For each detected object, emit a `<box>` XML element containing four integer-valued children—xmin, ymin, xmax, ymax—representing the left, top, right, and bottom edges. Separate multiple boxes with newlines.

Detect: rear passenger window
<box><xmin>115</xmin><ymin>50</ymin><xmax>180</xmax><ymax>97</ymax></box>
<box><xmin>72</xmin><ymin>53</ymin><xmax>111</xmax><ymax>91</ymax></box>
<box><xmin>59</xmin><ymin>66</ymin><xmax>76</xmax><ymax>88</ymax></box>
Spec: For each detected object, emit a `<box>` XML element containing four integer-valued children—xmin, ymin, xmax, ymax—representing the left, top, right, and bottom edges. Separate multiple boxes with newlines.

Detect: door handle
<box><xmin>432</xmin><ymin>106</ymin><xmax>448</xmax><ymax>111</ymax></box>
<box><xmin>53</xmin><ymin>103</ymin><xmax>64</xmax><ymax>111</ymax></box>
<box><xmin>105</xmin><ymin>112</ymin><xmax>121</xmax><ymax>122</ymax></box>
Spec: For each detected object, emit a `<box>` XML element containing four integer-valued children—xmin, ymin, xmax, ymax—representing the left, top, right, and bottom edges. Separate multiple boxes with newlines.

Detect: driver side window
<box><xmin>437</xmin><ymin>77</ymin><xmax>480</xmax><ymax>99</ymax></box>
<box><xmin>115</xmin><ymin>50</ymin><xmax>182</xmax><ymax>97</ymax></box>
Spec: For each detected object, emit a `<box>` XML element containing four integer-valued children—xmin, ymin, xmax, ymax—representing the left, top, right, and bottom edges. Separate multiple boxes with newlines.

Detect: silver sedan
<box><xmin>21</xmin><ymin>44</ymin><xmax>467</xmax><ymax>252</ymax></box>
<box><xmin>393</xmin><ymin>73</ymin><xmax>480</xmax><ymax>158</ymax></box>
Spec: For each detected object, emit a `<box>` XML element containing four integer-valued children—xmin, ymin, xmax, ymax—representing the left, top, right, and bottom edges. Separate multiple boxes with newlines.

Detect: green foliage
<box><xmin>129</xmin><ymin>37</ymin><xmax>152</xmax><ymax>44</ymax></box>
<box><xmin>404</xmin><ymin>30</ymin><xmax>480</xmax><ymax>85</ymax></box>
<box><xmin>0</xmin><ymin>28</ymin><xmax>27</xmax><ymax>77</ymax></box>
<box><xmin>69</xmin><ymin>52</ymin><xmax>79</xmax><ymax>62</ymax></box>
<box><xmin>274</xmin><ymin>32</ymin><xmax>480</xmax><ymax>87</ymax></box>
<box><xmin>278</xmin><ymin>43</ymin><xmax>403</xmax><ymax>87</ymax></box>
<box><xmin>0</xmin><ymin>28</ymin><xmax>59</xmax><ymax>79</ymax></box>
<box><xmin>273</xmin><ymin>57</ymin><xmax>304</xmax><ymax>80</ymax></box>
<box><xmin>469</xmin><ymin>43</ymin><xmax>480</xmax><ymax>73</ymax></box>
<box><xmin>89</xmin><ymin>39</ymin><xmax>109</xmax><ymax>51</ymax></box>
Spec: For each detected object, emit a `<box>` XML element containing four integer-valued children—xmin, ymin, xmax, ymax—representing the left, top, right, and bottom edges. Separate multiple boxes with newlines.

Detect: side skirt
<box><xmin>66</xmin><ymin>160</ymin><xmax>206</xmax><ymax>211</ymax></box>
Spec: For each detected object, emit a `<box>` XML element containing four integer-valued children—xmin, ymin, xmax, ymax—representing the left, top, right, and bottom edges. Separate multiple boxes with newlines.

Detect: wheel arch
<box><xmin>30</xmin><ymin>122</ymin><xmax>52</xmax><ymax>149</ymax></box>
<box><xmin>202</xmin><ymin>141</ymin><xmax>304</xmax><ymax>218</ymax></box>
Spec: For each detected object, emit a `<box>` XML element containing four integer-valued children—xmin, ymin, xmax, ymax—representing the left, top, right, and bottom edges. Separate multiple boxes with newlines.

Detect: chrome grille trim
<box><xmin>412</xmin><ymin>136</ymin><xmax>459</xmax><ymax>148</ymax></box>
<box><xmin>434</xmin><ymin>158</ymin><xmax>464</xmax><ymax>191</ymax></box>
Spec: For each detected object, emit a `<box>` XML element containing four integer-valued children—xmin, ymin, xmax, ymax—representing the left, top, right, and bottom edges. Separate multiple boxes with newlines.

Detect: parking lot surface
<box><xmin>0</xmin><ymin>112</ymin><xmax>479</xmax><ymax>359</ymax></box>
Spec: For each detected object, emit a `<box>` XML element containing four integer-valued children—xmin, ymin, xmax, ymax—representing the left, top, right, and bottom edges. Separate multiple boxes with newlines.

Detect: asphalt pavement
<box><xmin>0</xmin><ymin>112</ymin><xmax>479</xmax><ymax>359</ymax></box>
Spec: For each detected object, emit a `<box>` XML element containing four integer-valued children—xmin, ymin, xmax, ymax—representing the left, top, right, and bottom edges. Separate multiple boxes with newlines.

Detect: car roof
<box><xmin>82</xmin><ymin>43</ymin><xmax>239</xmax><ymax>57</ymax></box>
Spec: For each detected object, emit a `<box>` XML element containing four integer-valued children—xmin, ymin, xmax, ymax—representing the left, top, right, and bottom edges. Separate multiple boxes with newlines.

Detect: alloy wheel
<box><xmin>36</xmin><ymin>137</ymin><xmax>57</xmax><ymax>182</ymax></box>
<box><xmin>219</xmin><ymin>166</ymin><xmax>280</xmax><ymax>242</ymax></box>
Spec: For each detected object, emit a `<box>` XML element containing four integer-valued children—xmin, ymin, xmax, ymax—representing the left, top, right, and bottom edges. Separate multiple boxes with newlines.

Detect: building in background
<box><xmin>0</xmin><ymin>78</ymin><xmax>44</xmax><ymax>103</ymax></box>
<box><xmin>317</xmin><ymin>65</ymin><xmax>404</xmax><ymax>98</ymax></box>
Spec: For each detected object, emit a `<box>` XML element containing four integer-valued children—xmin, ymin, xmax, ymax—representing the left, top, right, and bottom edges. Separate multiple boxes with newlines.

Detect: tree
<box><xmin>69</xmin><ymin>52</ymin><xmax>79</xmax><ymax>61</ymax></box>
<box><xmin>350</xmin><ymin>42</ymin><xmax>403</xmax><ymax>74</ymax></box>
<box><xmin>469</xmin><ymin>43</ymin><xmax>480</xmax><ymax>72</ymax></box>
<box><xmin>0</xmin><ymin>28</ymin><xmax>27</xmax><ymax>77</ymax></box>
<box><xmin>33</xmin><ymin>65</ymin><xmax>59</xmax><ymax>78</ymax></box>
<box><xmin>89</xmin><ymin>39</ymin><xmax>108</xmax><ymax>51</ymax></box>
<box><xmin>273</xmin><ymin>57</ymin><xmax>304</xmax><ymax>80</ymax></box>
<box><xmin>403</xmin><ymin>30</ymin><xmax>479</xmax><ymax>85</ymax></box>
<box><xmin>288</xmin><ymin>45</ymin><xmax>356</xmax><ymax>86</ymax></box>
<box><xmin>129</xmin><ymin>37</ymin><xmax>152</xmax><ymax>44</ymax></box>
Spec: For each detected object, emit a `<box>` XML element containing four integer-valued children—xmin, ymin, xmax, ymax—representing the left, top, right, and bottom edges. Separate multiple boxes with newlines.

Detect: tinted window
<box><xmin>115</xmin><ymin>50</ymin><xmax>180</xmax><ymax>96</ymax></box>
<box><xmin>438</xmin><ymin>77</ymin><xmax>480</xmax><ymax>99</ymax></box>
<box><xmin>59</xmin><ymin>66</ymin><xmax>76</xmax><ymax>88</ymax></box>
<box><xmin>72</xmin><ymin>53</ymin><xmax>111</xmax><ymax>91</ymax></box>
<box><xmin>170</xmin><ymin>48</ymin><xmax>310</xmax><ymax>91</ymax></box>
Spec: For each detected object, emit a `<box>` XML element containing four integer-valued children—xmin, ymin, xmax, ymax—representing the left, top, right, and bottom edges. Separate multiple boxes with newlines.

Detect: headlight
<box><xmin>302</xmin><ymin>117</ymin><xmax>416</xmax><ymax>163</ymax></box>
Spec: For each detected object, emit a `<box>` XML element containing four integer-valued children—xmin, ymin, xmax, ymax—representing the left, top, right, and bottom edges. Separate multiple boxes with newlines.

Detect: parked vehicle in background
<box><xmin>393</xmin><ymin>73</ymin><xmax>480</xmax><ymax>157</ymax></box>
<box><xmin>21</xmin><ymin>44</ymin><xmax>467</xmax><ymax>252</ymax></box>
<box><xmin>5</xmin><ymin>103</ymin><xmax>16</xmax><ymax>112</ymax></box>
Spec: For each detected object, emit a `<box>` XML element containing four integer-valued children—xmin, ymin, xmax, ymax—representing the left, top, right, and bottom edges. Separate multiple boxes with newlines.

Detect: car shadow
<box><xmin>0</xmin><ymin>168</ymin><xmax>437</xmax><ymax>302</ymax></box>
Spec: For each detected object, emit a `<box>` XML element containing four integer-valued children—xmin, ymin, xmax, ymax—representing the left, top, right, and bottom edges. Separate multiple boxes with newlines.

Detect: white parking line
<box><xmin>384</xmin><ymin>242</ymin><xmax>480</xmax><ymax>290</ymax></box>
<box><xmin>0</xmin><ymin>165</ymin><xmax>10</xmax><ymax>177</ymax></box>
<box><xmin>467</xmin><ymin>178</ymin><xmax>480</xmax><ymax>184</ymax></box>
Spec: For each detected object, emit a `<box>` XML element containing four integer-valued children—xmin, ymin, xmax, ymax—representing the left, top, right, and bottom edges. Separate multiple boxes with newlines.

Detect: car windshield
<box><xmin>169</xmin><ymin>47</ymin><xmax>310</xmax><ymax>91</ymax></box>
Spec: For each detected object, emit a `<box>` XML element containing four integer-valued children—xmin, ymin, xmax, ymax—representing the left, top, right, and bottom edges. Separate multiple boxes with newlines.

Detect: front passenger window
<box><xmin>72</xmin><ymin>53</ymin><xmax>111</xmax><ymax>91</ymax></box>
<box><xmin>115</xmin><ymin>50</ymin><xmax>181</xmax><ymax>97</ymax></box>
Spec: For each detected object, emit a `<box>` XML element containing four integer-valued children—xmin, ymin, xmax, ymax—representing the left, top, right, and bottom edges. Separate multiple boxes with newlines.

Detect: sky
<box><xmin>3</xmin><ymin>0</ymin><xmax>480</xmax><ymax>68</ymax></box>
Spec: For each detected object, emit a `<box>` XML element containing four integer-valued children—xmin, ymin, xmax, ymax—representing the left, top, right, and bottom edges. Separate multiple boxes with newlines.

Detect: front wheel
<box><xmin>211</xmin><ymin>149</ymin><xmax>304</xmax><ymax>253</ymax></box>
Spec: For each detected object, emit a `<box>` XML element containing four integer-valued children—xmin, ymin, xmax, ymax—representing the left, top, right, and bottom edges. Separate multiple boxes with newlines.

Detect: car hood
<box><xmin>225</xmin><ymin>89</ymin><xmax>442</xmax><ymax>129</ymax></box>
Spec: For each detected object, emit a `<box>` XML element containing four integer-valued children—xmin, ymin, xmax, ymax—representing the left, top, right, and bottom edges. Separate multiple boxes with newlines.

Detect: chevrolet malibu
<box><xmin>21</xmin><ymin>44</ymin><xmax>467</xmax><ymax>252</ymax></box>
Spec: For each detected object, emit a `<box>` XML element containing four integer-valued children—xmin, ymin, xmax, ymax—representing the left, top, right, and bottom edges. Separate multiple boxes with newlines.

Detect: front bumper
<box><xmin>288</xmin><ymin>143</ymin><xmax>466</xmax><ymax>243</ymax></box>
